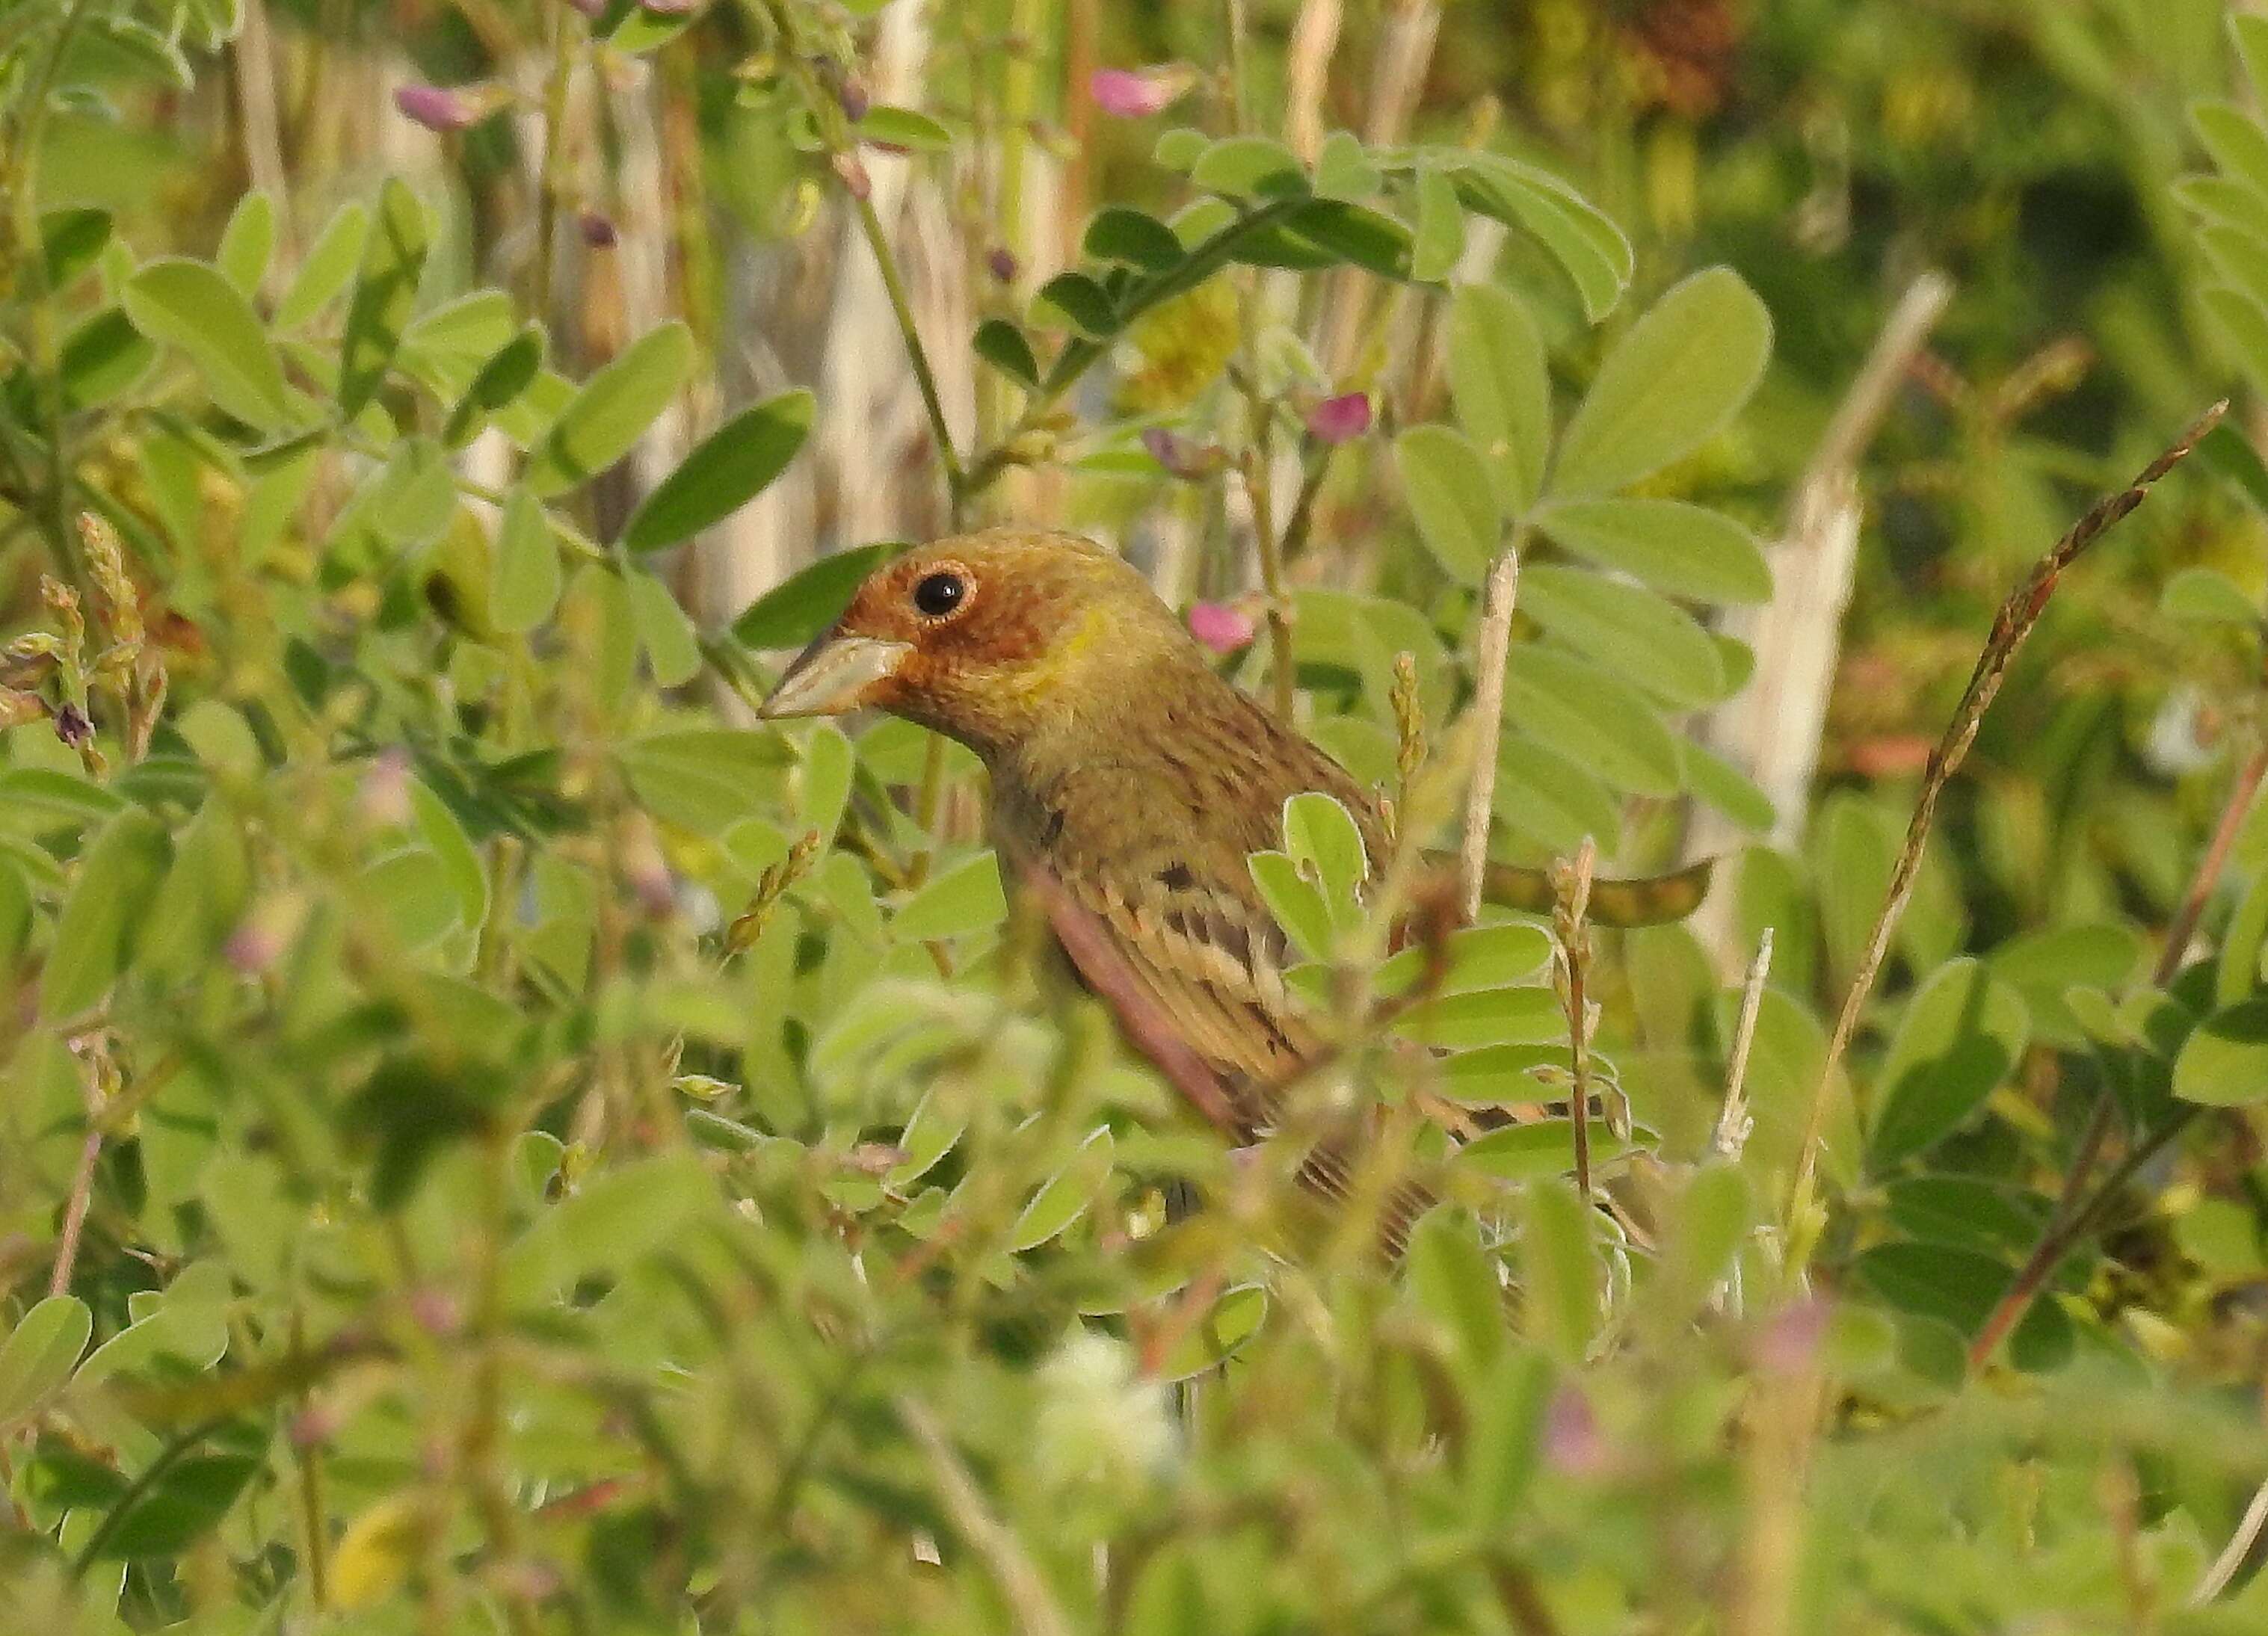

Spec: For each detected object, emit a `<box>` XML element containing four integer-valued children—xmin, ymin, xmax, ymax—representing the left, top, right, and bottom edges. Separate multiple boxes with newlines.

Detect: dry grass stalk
<box><xmin>1784</xmin><ymin>401</ymin><xmax>2227</xmax><ymax>1245</ymax></box>
<box><xmin>1551</xmin><ymin>839</ymin><xmax>1599</xmax><ymax>1203</ymax></box>
<box><xmin>1713</xmin><ymin>929</ymin><xmax>1775</xmax><ymax>1161</ymax></box>
<box><xmin>1459</xmin><ymin>549</ymin><xmax>1523</xmax><ymax>922</ymax></box>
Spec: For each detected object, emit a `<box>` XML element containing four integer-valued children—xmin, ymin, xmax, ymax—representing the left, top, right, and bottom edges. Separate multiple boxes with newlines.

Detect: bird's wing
<box><xmin>1040</xmin><ymin>841</ymin><xmax>1325</xmax><ymax>1132</ymax></box>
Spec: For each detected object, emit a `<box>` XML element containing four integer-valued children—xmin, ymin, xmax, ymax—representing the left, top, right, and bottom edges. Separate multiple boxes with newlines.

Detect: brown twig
<box><xmin>1552</xmin><ymin>841</ymin><xmax>1598</xmax><ymax>1203</ymax></box>
<box><xmin>1784</xmin><ymin>402</ymin><xmax>2225</xmax><ymax>1253</ymax></box>
<box><xmin>1459</xmin><ymin>549</ymin><xmax>1522</xmax><ymax>922</ymax></box>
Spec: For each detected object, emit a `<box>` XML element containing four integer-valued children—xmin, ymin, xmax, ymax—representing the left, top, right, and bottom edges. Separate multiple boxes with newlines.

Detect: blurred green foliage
<box><xmin>9</xmin><ymin>1</ymin><xmax>2268</xmax><ymax>1632</ymax></box>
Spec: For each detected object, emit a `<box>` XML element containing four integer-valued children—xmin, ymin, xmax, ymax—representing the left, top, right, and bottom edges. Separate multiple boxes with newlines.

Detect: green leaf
<box><xmin>1158</xmin><ymin>1285</ymin><xmax>1266</xmax><ymax>1380</ymax></box>
<box><xmin>1520</xmin><ymin>1179</ymin><xmax>1597</xmax><ymax>1363</ymax></box>
<box><xmin>1248</xmin><ymin>851</ymin><xmax>1335</xmax><ymax>962</ymax></box>
<box><xmin>2194</xmin><ymin>101</ymin><xmax>2268</xmax><ymax>203</ymax></box>
<box><xmin>338</xmin><ymin>179</ymin><xmax>431</xmax><ymax>418</ymax></box>
<box><xmin>1396</xmin><ymin>424</ymin><xmax>1500</xmax><ymax>584</ymax></box>
<box><xmin>2160</xmin><ymin>566</ymin><xmax>2260</xmax><ymax>626</ymax></box>
<box><xmin>1406</xmin><ymin>1209</ymin><xmax>1503</xmax><ymax>1374</ymax></box>
<box><xmin>2239</xmin><ymin>9</ymin><xmax>2268</xmax><ymax>103</ymax></box>
<box><xmin>1276</xmin><ymin>199</ymin><xmax>1414</xmax><ymax>279</ymax></box>
<box><xmin>1447</xmin><ymin>153</ymin><xmax>1630</xmax><ymax>321</ymax></box>
<box><xmin>1850</xmin><ymin>1242</ymin><xmax>2071</xmax><ymax>1372</ymax></box>
<box><xmin>443</xmin><ymin>324</ymin><xmax>546</xmax><ymax>449</ymax></box>
<box><xmin>886</xmin><ymin>1090</ymin><xmax>965</xmax><ymax>1189</ymax></box>
<box><xmin>857</xmin><ymin>104</ymin><xmax>952</xmax><ymax>150</ymax></box>
<box><xmin>363</xmin><ymin>849</ymin><xmax>457</xmax><ymax>949</ymax></box>
<box><xmin>501</xmin><ymin>1152</ymin><xmax>716</xmax><ymax>1307</ymax></box>
<box><xmin>1032</xmin><ymin>272</ymin><xmax>1118</xmax><ymax>339</ymax></box>
<box><xmin>2175</xmin><ymin>176</ymin><xmax>2268</xmax><ymax>247</ymax></box>
<box><xmin>732</xmin><ymin>543</ymin><xmax>890</xmax><ymax>649</ymax></box>
<box><xmin>1009</xmin><ymin>1126</ymin><xmax>1115</xmax><ymax>1250</ymax></box>
<box><xmin>41</xmin><ymin>206</ymin><xmax>113</xmax><ymax>291</ymax></box>
<box><xmin>1153</xmin><ymin>127</ymin><xmax>1209</xmax><ymax>171</ymax></box>
<box><xmin>1520</xmin><ymin>564</ymin><xmax>1727</xmax><ymax>707</ymax></box>
<box><xmin>0</xmin><ymin>767</ymin><xmax>126</xmax><ymax>824</ymax></box>
<box><xmin>1551</xmin><ymin>267</ymin><xmax>1771</xmax><ymax>498</ymax></box>
<box><xmin>973</xmin><ymin>318</ymin><xmax>1041</xmax><ymax>389</ymax></box>
<box><xmin>120</xmin><ymin>258</ymin><xmax>292</xmax><ymax>432</ymax></box>
<box><xmin>623</xmin><ymin>389</ymin><xmax>814</xmax><ymax>552</ymax></box>
<box><xmin>2201</xmin><ymin>420</ymin><xmax>2268</xmax><ymax>513</ymax></box>
<box><xmin>1084</xmin><ymin>206</ymin><xmax>1185</xmax><ymax>272</ymax></box>
<box><xmin>1679</xmin><ymin>738</ymin><xmax>1775</xmax><ymax>833</ymax></box>
<box><xmin>1533</xmin><ymin>497</ymin><xmax>1772</xmax><ymax>604</ymax></box>
<box><xmin>60</xmin><ymin>307</ymin><xmax>156</xmax><ymax>409</ymax></box>
<box><xmin>87</xmin><ymin>1452</ymin><xmax>263</xmax><ymax>1560</ymax></box>
<box><xmin>2206</xmin><ymin>286</ymin><xmax>2268</xmax><ymax>392</ymax></box>
<box><xmin>1314</xmin><ymin>130</ymin><xmax>1382</xmax><ymax>200</ymax></box>
<box><xmin>1446</xmin><ymin>284</ymin><xmax>1550</xmax><ymax>518</ymax></box>
<box><xmin>369</xmin><ymin>436</ymin><xmax>457</xmax><ymax>547</ymax></box>
<box><xmin>1282</xmin><ymin>791</ymin><xmax>1369</xmax><ymax>933</ymax></box>
<box><xmin>43</xmin><ymin>807</ymin><xmax>172</xmax><ymax>1021</ymax></box>
<box><xmin>1501</xmin><ymin>645</ymin><xmax>1683</xmax><ymax>797</ymax></box>
<box><xmin>0</xmin><ymin>1297</ymin><xmax>93</xmax><ymax>1430</ymax></box>
<box><xmin>617</xmin><ymin>729</ymin><xmax>793</xmax><ymax>836</ymax></box>
<box><xmin>1868</xmin><ymin>958</ymin><xmax>2031</xmax><ymax>1168</ymax></box>
<box><xmin>2221</xmin><ymin>878</ymin><xmax>2268</xmax><ymax>1008</ymax></box>
<box><xmin>401</xmin><ymin>291</ymin><xmax>520</xmax><ymax>386</ymax></box>
<box><xmin>893</xmin><ymin>851</ymin><xmax>1008</xmax><ymax>942</ymax></box>
<box><xmin>1986</xmin><ymin>922</ymin><xmax>2142</xmax><ymax>1046</ymax></box>
<box><xmin>409</xmin><ymin>777</ymin><xmax>489</xmax><ymax>933</ymax></box>
<box><xmin>490</xmin><ymin>487</ymin><xmax>561</xmax><ymax>633</ymax></box>
<box><xmin>1458</xmin><ymin>1117</ymin><xmax>1644</xmax><ymax>1180</ymax></box>
<box><xmin>2173</xmin><ymin>998</ymin><xmax>2268</xmax><ymax>1106</ymax></box>
<box><xmin>1393</xmin><ymin>985</ymin><xmax>1562</xmax><ymax>1048</ymax></box>
<box><xmin>1411</xmin><ymin>168</ymin><xmax>1464</xmax><ymax>283</ymax></box>
<box><xmin>1190</xmin><ymin>136</ymin><xmax>1307</xmax><ymax>198</ymax></box>
<box><xmin>526</xmin><ymin>321</ymin><xmax>694</xmax><ymax>496</ymax></box>
<box><xmin>216</xmin><ymin>190</ymin><xmax>274</xmax><ymax>294</ymax></box>
<box><xmin>627</xmin><ymin>570</ymin><xmax>702</xmax><ymax>688</ymax></box>
<box><xmin>276</xmin><ymin>200</ymin><xmax>369</xmax><ymax>330</ymax></box>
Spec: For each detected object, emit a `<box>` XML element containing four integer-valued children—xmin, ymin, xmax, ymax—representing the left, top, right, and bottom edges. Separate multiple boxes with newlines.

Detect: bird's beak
<box><xmin>758</xmin><ymin>632</ymin><xmax>913</xmax><ymax>718</ymax></box>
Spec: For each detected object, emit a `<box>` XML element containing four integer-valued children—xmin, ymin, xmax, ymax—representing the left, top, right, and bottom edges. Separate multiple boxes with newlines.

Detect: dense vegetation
<box><xmin>8</xmin><ymin>0</ymin><xmax>2268</xmax><ymax>1629</ymax></box>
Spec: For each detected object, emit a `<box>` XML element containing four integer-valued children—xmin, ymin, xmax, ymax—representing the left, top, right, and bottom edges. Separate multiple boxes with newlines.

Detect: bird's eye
<box><xmin>912</xmin><ymin>571</ymin><xmax>967</xmax><ymax>618</ymax></box>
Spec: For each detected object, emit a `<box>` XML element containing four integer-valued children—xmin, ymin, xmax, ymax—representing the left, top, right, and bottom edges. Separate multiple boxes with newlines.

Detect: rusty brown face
<box><xmin>756</xmin><ymin>530</ymin><xmax>1174</xmax><ymax>757</ymax></box>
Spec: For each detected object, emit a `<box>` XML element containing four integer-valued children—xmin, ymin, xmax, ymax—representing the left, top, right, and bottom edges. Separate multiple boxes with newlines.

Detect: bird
<box><xmin>758</xmin><ymin>528</ymin><xmax>1704</xmax><ymax>1222</ymax></box>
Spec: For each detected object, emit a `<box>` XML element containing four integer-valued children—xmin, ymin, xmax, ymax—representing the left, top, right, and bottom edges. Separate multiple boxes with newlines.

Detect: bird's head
<box><xmin>758</xmin><ymin>529</ymin><xmax>1193</xmax><ymax>757</ymax></box>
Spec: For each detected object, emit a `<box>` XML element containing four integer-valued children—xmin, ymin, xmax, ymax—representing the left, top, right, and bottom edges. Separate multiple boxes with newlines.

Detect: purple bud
<box><xmin>394</xmin><ymin>83</ymin><xmax>479</xmax><ymax>134</ymax></box>
<box><xmin>579</xmin><ymin>209</ymin><xmax>618</xmax><ymax>247</ymax></box>
<box><xmin>986</xmin><ymin>246</ymin><xmax>1019</xmax><ymax>284</ymax></box>
<box><xmin>289</xmin><ymin>1403</ymin><xmax>342</xmax><ymax>1448</ymax></box>
<box><xmin>1142</xmin><ymin>426</ymin><xmax>1216</xmax><ymax>479</ymax></box>
<box><xmin>52</xmin><ymin>703</ymin><xmax>92</xmax><ymax>748</ymax></box>
<box><xmin>1187</xmin><ymin>601</ymin><xmax>1257</xmax><ymax>655</ymax></box>
<box><xmin>357</xmin><ymin>748</ymin><xmax>413</xmax><ymax>828</ymax></box>
<box><xmin>1754</xmin><ymin>1297</ymin><xmax>1831</xmax><ymax>1378</ymax></box>
<box><xmin>1305</xmin><ymin>390</ymin><xmax>1372</xmax><ymax>445</ymax></box>
<box><xmin>407</xmin><ymin>1287</ymin><xmax>462</xmax><ymax>1337</ymax></box>
<box><xmin>831</xmin><ymin>151</ymin><xmax>872</xmax><ymax>201</ymax></box>
<box><xmin>1090</xmin><ymin>67</ymin><xmax>1186</xmax><ymax>120</ymax></box>
<box><xmin>838</xmin><ymin>77</ymin><xmax>871</xmax><ymax>123</ymax></box>
<box><xmin>1540</xmin><ymin>1385</ymin><xmax>1608</xmax><ymax>1477</ymax></box>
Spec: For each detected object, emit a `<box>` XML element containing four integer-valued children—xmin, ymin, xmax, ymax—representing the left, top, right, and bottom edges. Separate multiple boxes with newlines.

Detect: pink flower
<box><xmin>1187</xmin><ymin>601</ymin><xmax>1256</xmax><ymax>655</ymax></box>
<box><xmin>579</xmin><ymin>209</ymin><xmax>618</xmax><ymax>247</ymax></box>
<box><xmin>1305</xmin><ymin>391</ymin><xmax>1372</xmax><ymax>445</ymax></box>
<box><xmin>1090</xmin><ymin>66</ymin><xmax>1192</xmax><ymax>119</ymax></box>
<box><xmin>1753</xmin><ymin>1297</ymin><xmax>1831</xmax><ymax>1378</ymax></box>
<box><xmin>394</xmin><ymin>83</ymin><xmax>480</xmax><ymax>133</ymax></box>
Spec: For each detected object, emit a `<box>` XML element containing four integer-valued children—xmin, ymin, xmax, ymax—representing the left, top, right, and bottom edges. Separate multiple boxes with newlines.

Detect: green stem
<box><xmin>962</xmin><ymin>197</ymin><xmax>1304</xmax><ymax>495</ymax></box>
<box><xmin>762</xmin><ymin>0</ymin><xmax>967</xmax><ymax>522</ymax></box>
<box><xmin>9</xmin><ymin>0</ymin><xmax>99</xmax><ymax>592</ymax></box>
<box><xmin>532</xmin><ymin>3</ymin><xmax>579</xmax><ymax>324</ymax></box>
<box><xmin>70</xmin><ymin>1413</ymin><xmax>235</xmax><ymax>1575</ymax></box>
